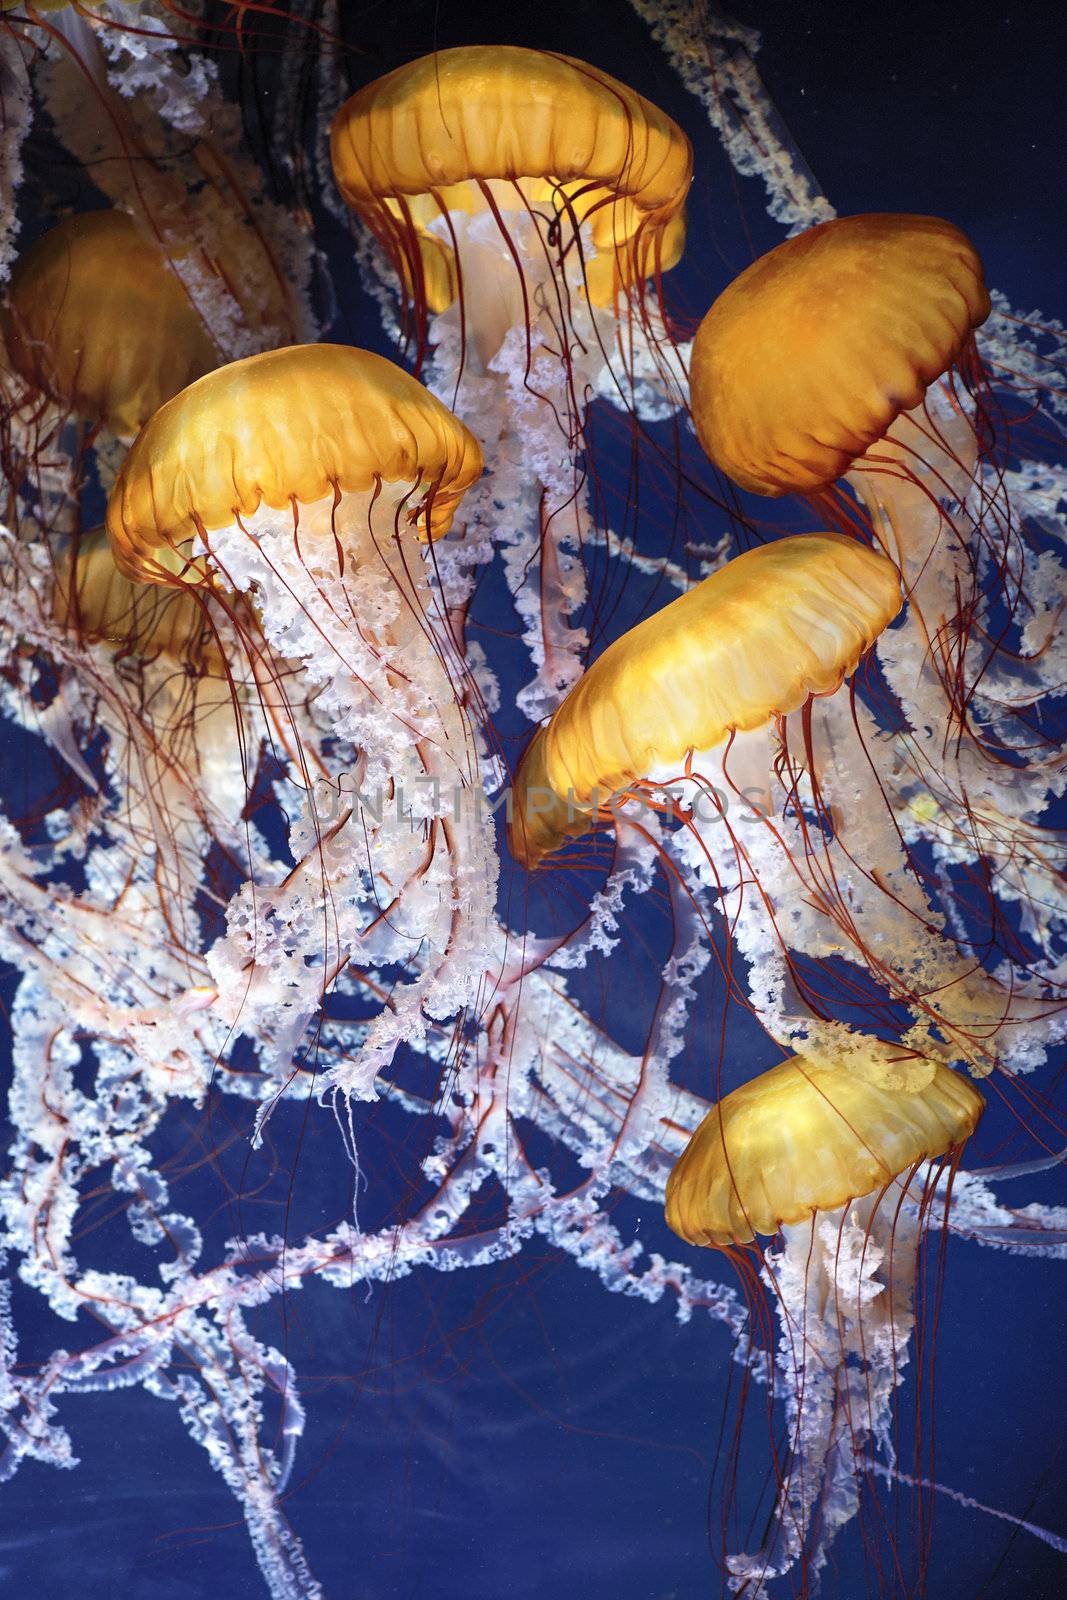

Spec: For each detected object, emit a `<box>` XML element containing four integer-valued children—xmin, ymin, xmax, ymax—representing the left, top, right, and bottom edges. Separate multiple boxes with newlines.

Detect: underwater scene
<box><xmin>0</xmin><ymin>2</ymin><xmax>1063</xmax><ymax>1597</ymax></box>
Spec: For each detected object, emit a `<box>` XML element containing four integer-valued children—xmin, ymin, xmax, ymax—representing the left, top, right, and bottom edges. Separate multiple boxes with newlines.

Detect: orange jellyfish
<box><xmin>4</xmin><ymin>0</ymin><xmax>311</xmax><ymax>369</ymax></box>
<box><xmin>508</xmin><ymin>531</ymin><xmax>902</xmax><ymax>867</ymax></box>
<box><xmin>0</xmin><ymin>210</ymin><xmax>251</xmax><ymax>954</ymax></box>
<box><xmin>4</xmin><ymin>210</ymin><xmax>220</xmax><ymax>437</ymax></box>
<box><xmin>507</xmin><ymin>531</ymin><xmax>1010</xmax><ymax>1111</ymax></box>
<box><xmin>666</xmin><ymin>1053</ymin><xmax>984</xmax><ymax>1247</ymax></box>
<box><xmin>0</xmin><ymin>209</ymin><xmax>254</xmax><ymax>927</ymax></box>
<box><xmin>688</xmin><ymin>212</ymin><xmax>989</xmax><ymax>501</ymax></box>
<box><xmin>105</xmin><ymin>342</ymin><xmax>491</xmax><ymax>1098</ymax></box>
<box><xmin>53</xmin><ymin>526</ymin><xmax>226</xmax><ymax>675</ymax></box>
<box><xmin>106</xmin><ymin>343</ymin><xmax>481</xmax><ymax>584</ymax></box>
<box><xmin>667</xmin><ymin>1048</ymin><xmax>984</xmax><ymax>1589</ymax></box>
<box><xmin>331</xmin><ymin>46</ymin><xmax>692</xmax><ymax>716</ymax></box>
<box><xmin>331</xmin><ymin>45</ymin><xmax>690</xmax><ymax>345</ymax></box>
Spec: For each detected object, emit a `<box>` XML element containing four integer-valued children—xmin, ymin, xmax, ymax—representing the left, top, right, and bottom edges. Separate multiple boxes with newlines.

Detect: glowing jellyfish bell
<box><xmin>331</xmin><ymin>48</ymin><xmax>693</xmax><ymax>719</ymax></box>
<box><xmin>103</xmin><ymin>340</ymin><xmax>479</xmax><ymax>665</ymax></box>
<box><xmin>3</xmin><ymin>210</ymin><xmax>220</xmax><ymax>436</ymax></box>
<box><xmin>666</xmin><ymin>1053</ymin><xmax>984</xmax><ymax>1248</ymax></box>
<box><xmin>106</xmin><ymin>341</ymin><xmax>482</xmax><ymax>595</ymax></box>
<box><xmin>508</xmin><ymin>532</ymin><xmax>902</xmax><ymax>867</ymax></box>
<box><xmin>330</xmin><ymin>45</ymin><xmax>691</xmax><ymax>364</ymax></box>
<box><xmin>667</xmin><ymin>1048</ymin><xmax>984</xmax><ymax>1587</ymax></box>
<box><xmin>688</xmin><ymin>212</ymin><xmax>991</xmax><ymax>574</ymax></box>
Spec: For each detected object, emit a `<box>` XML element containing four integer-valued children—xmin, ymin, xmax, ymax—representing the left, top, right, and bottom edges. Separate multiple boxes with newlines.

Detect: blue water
<box><xmin>2</xmin><ymin>2</ymin><xmax>1065</xmax><ymax>1597</ymax></box>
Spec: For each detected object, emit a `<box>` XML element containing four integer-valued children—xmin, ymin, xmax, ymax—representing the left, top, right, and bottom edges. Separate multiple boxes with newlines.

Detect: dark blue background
<box><xmin>2</xmin><ymin>3</ymin><xmax>1065</xmax><ymax>1597</ymax></box>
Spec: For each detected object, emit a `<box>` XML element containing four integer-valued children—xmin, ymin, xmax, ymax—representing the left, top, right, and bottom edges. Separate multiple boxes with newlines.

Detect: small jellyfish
<box><xmin>667</xmin><ymin>1048</ymin><xmax>984</xmax><ymax>1590</ymax></box>
<box><xmin>2</xmin><ymin>215</ymin><xmax>244</xmax><ymax>953</ymax></box>
<box><xmin>4</xmin><ymin>210</ymin><xmax>220</xmax><ymax>436</ymax></box>
<box><xmin>54</xmin><ymin>527</ymin><xmax>225</xmax><ymax>673</ymax></box>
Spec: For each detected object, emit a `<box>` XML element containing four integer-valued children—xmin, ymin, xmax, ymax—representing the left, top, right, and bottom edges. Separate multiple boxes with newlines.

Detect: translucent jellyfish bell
<box><xmin>330</xmin><ymin>44</ymin><xmax>691</xmax><ymax>346</ymax></box>
<box><xmin>105</xmin><ymin>342</ymin><xmax>484</xmax><ymax>588</ymax></box>
<box><xmin>509</xmin><ymin>532</ymin><xmax>902</xmax><ymax>866</ymax></box>
<box><xmin>665</xmin><ymin>1053</ymin><xmax>984</xmax><ymax>1248</ymax></box>
<box><xmin>4</xmin><ymin>211</ymin><xmax>219</xmax><ymax>436</ymax></box>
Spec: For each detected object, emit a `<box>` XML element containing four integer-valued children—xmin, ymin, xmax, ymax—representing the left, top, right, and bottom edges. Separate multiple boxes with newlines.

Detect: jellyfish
<box><xmin>509</xmin><ymin>530</ymin><xmax>902</xmax><ymax>867</ymax></box>
<box><xmin>54</xmin><ymin>524</ymin><xmax>226</xmax><ymax>670</ymax></box>
<box><xmin>686</xmin><ymin>214</ymin><xmax>1067</xmax><ymax>1077</ymax></box>
<box><xmin>0</xmin><ymin>334</ymin><xmax>500</xmax><ymax>1591</ymax></box>
<box><xmin>666</xmin><ymin>1048</ymin><xmax>985</xmax><ymax>1590</ymax></box>
<box><xmin>105</xmin><ymin>341</ymin><xmax>494</xmax><ymax>1099</ymax></box>
<box><xmin>4</xmin><ymin>210</ymin><xmax>219</xmax><ymax>439</ymax></box>
<box><xmin>0</xmin><ymin>210</ymin><xmax>212</xmax><ymax>561</ymax></box>
<box><xmin>688</xmin><ymin>213</ymin><xmax>990</xmax><ymax>502</ymax></box>
<box><xmin>331</xmin><ymin>45</ymin><xmax>692</xmax><ymax>716</ymax></box>
<box><xmin>510</xmin><ymin>530</ymin><xmax>976</xmax><ymax>1083</ymax></box>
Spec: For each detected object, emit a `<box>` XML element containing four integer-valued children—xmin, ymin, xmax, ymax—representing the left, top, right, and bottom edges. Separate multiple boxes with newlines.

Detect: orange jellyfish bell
<box><xmin>54</xmin><ymin>529</ymin><xmax>225</xmax><ymax>674</ymax></box>
<box><xmin>689</xmin><ymin>213</ymin><xmax>991</xmax><ymax>497</ymax></box>
<box><xmin>330</xmin><ymin>45</ymin><xmax>692</xmax><ymax>312</ymax></box>
<box><xmin>105</xmin><ymin>343</ymin><xmax>484</xmax><ymax>585</ymax></box>
<box><xmin>3</xmin><ymin>211</ymin><xmax>219</xmax><ymax>436</ymax></box>
<box><xmin>665</xmin><ymin>1054</ymin><xmax>984</xmax><ymax>1249</ymax></box>
<box><xmin>509</xmin><ymin>532</ymin><xmax>902</xmax><ymax>867</ymax></box>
